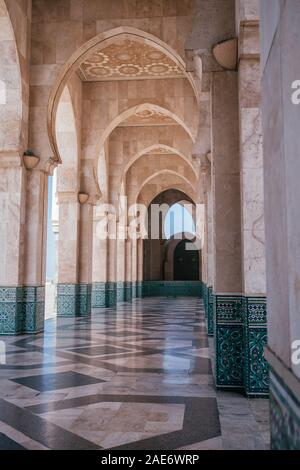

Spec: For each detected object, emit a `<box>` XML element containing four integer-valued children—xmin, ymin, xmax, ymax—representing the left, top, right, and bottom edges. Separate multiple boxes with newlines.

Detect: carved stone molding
<box><xmin>78</xmin><ymin>39</ymin><xmax>185</xmax><ymax>82</ymax></box>
<box><xmin>44</xmin><ymin>157</ymin><xmax>58</xmax><ymax>175</ymax></box>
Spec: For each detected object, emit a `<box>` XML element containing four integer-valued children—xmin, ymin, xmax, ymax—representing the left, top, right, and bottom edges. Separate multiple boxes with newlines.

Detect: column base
<box><xmin>142</xmin><ymin>281</ymin><xmax>202</xmax><ymax>297</ymax></box>
<box><xmin>131</xmin><ymin>282</ymin><xmax>138</xmax><ymax>299</ymax></box>
<box><xmin>215</xmin><ymin>293</ymin><xmax>269</xmax><ymax>396</ymax></box>
<box><xmin>215</xmin><ymin>294</ymin><xmax>244</xmax><ymax>390</ymax></box>
<box><xmin>57</xmin><ymin>284</ymin><xmax>91</xmax><ymax>317</ymax></box>
<box><xmin>92</xmin><ymin>282</ymin><xmax>122</xmax><ymax>308</ymax></box>
<box><xmin>92</xmin><ymin>282</ymin><xmax>106</xmax><ymax>308</ymax></box>
<box><xmin>203</xmin><ymin>284</ymin><xmax>214</xmax><ymax>335</ymax></box>
<box><xmin>136</xmin><ymin>281</ymin><xmax>143</xmax><ymax>298</ymax></box>
<box><xmin>116</xmin><ymin>282</ymin><xmax>126</xmax><ymax>303</ymax></box>
<box><xmin>106</xmin><ymin>282</ymin><xmax>117</xmax><ymax>307</ymax></box>
<box><xmin>22</xmin><ymin>287</ymin><xmax>45</xmax><ymax>334</ymax></box>
<box><xmin>203</xmin><ymin>283</ymin><xmax>208</xmax><ymax>318</ymax></box>
<box><xmin>124</xmin><ymin>282</ymin><xmax>132</xmax><ymax>302</ymax></box>
<box><xmin>207</xmin><ymin>286</ymin><xmax>214</xmax><ymax>336</ymax></box>
<box><xmin>243</xmin><ymin>296</ymin><xmax>269</xmax><ymax>396</ymax></box>
<box><xmin>0</xmin><ymin>286</ymin><xmax>45</xmax><ymax>335</ymax></box>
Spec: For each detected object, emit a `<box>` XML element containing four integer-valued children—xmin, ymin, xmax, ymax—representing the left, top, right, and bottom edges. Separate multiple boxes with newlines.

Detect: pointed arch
<box><xmin>123</xmin><ymin>144</ymin><xmax>198</xmax><ymax>180</ymax></box>
<box><xmin>48</xmin><ymin>26</ymin><xmax>199</xmax><ymax>163</ymax></box>
<box><xmin>99</xmin><ymin>103</ymin><xmax>195</xmax><ymax>165</ymax></box>
<box><xmin>137</xmin><ymin>169</ymin><xmax>196</xmax><ymax>204</ymax></box>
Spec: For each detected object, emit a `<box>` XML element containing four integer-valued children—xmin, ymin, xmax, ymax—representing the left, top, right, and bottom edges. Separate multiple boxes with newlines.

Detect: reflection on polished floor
<box><xmin>0</xmin><ymin>298</ymin><xmax>269</xmax><ymax>450</ymax></box>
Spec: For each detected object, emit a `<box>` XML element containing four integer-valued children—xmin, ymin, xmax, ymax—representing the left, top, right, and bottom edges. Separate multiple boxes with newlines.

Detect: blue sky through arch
<box><xmin>164</xmin><ymin>203</ymin><xmax>195</xmax><ymax>239</ymax></box>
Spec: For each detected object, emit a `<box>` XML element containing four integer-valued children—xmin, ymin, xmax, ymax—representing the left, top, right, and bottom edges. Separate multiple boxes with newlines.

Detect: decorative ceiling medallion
<box><xmin>85</xmin><ymin>52</ymin><xmax>109</xmax><ymax>65</ymax></box>
<box><xmin>87</xmin><ymin>66</ymin><xmax>112</xmax><ymax>77</ymax></box>
<box><xmin>116</xmin><ymin>64</ymin><xmax>143</xmax><ymax>76</ymax></box>
<box><xmin>120</xmin><ymin>108</ymin><xmax>177</xmax><ymax>127</ymax></box>
<box><xmin>79</xmin><ymin>39</ymin><xmax>185</xmax><ymax>81</ymax></box>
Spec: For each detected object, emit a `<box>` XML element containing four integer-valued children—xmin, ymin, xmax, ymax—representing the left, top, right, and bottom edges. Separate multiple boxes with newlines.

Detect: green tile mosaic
<box><xmin>92</xmin><ymin>282</ymin><xmax>107</xmax><ymax>308</ymax></box>
<box><xmin>106</xmin><ymin>282</ymin><xmax>117</xmax><ymax>307</ymax></box>
<box><xmin>0</xmin><ymin>286</ymin><xmax>45</xmax><ymax>335</ymax></box>
<box><xmin>57</xmin><ymin>284</ymin><xmax>91</xmax><ymax>317</ymax></box>
<box><xmin>214</xmin><ymin>293</ymin><xmax>269</xmax><ymax>396</ymax></box>
<box><xmin>136</xmin><ymin>281</ymin><xmax>143</xmax><ymax>298</ymax></box>
<box><xmin>207</xmin><ymin>286</ymin><xmax>214</xmax><ymax>336</ymax></box>
<box><xmin>243</xmin><ymin>296</ymin><xmax>269</xmax><ymax>396</ymax></box>
<box><xmin>215</xmin><ymin>294</ymin><xmax>244</xmax><ymax>389</ymax></box>
<box><xmin>22</xmin><ymin>286</ymin><xmax>45</xmax><ymax>333</ymax></box>
<box><xmin>124</xmin><ymin>282</ymin><xmax>132</xmax><ymax>302</ymax></box>
<box><xmin>131</xmin><ymin>282</ymin><xmax>138</xmax><ymax>299</ymax></box>
<box><xmin>142</xmin><ymin>281</ymin><xmax>202</xmax><ymax>298</ymax></box>
<box><xmin>116</xmin><ymin>282</ymin><xmax>126</xmax><ymax>303</ymax></box>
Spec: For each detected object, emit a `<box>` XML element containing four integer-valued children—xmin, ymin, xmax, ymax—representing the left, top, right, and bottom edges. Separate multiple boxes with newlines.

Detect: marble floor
<box><xmin>0</xmin><ymin>297</ymin><xmax>270</xmax><ymax>450</ymax></box>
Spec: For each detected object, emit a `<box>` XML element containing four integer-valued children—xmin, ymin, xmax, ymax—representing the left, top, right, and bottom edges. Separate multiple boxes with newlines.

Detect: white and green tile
<box><xmin>243</xmin><ymin>296</ymin><xmax>269</xmax><ymax>396</ymax></box>
<box><xmin>57</xmin><ymin>284</ymin><xmax>92</xmax><ymax>317</ymax></box>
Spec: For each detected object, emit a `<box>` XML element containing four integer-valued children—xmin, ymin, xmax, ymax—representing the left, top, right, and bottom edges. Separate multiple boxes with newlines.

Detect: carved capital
<box><xmin>44</xmin><ymin>157</ymin><xmax>58</xmax><ymax>175</ymax></box>
<box><xmin>192</xmin><ymin>152</ymin><xmax>211</xmax><ymax>175</ymax></box>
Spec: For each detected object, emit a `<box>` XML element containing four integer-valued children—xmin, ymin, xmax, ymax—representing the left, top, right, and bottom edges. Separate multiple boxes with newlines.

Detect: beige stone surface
<box><xmin>211</xmin><ymin>71</ymin><xmax>242</xmax><ymax>293</ymax></box>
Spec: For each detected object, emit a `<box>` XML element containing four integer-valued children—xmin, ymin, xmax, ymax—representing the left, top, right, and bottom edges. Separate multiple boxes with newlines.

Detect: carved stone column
<box><xmin>211</xmin><ymin>70</ymin><xmax>243</xmax><ymax>390</ymax></box>
<box><xmin>238</xmin><ymin>15</ymin><xmax>268</xmax><ymax>396</ymax></box>
<box><xmin>0</xmin><ymin>153</ymin><xmax>27</xmax><ymax>335</ymax></box>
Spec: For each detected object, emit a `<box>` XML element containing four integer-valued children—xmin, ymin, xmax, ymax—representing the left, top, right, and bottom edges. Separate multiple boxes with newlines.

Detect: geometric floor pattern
<box><xmin>0</xmin><ymin>298</ymin><xmax>269</xmax><ymax>450</ymax></box>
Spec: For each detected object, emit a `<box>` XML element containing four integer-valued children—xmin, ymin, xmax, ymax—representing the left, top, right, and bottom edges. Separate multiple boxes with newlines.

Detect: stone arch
<box><xmin>48</xmin><ymin>27</ymin><xmax>199</xmax><ymax>163</ymax></box>
<box><xmin>137</xmin><ymin>170</ymin><xmax>196</xmax><ymax>204</ymax></box>
<box><xmin>142</xmin><ymin>187</ymin><xmax>197</xmax><ymax>282</ymax></box>
<box><xmin>123</xmin><ymin>144</ymin><xmax>198</xmax><ymax>180</ymax></box>
<box><xmin>138</xmin><ymin>180</ymin><xmax>198</xmax><ymax>209</ymax></box>
<box><xmin>0</xmin><ymin>0</ymin><xmax>23</xmax><ymax>153</ymax></box>
<box><xmin>98</xmin><ymin>103</ymin><xmax>195</xmax><ymax>157</ymax></box>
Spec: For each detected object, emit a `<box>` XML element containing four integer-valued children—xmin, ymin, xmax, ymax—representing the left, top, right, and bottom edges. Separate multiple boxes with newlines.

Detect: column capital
<box><xmin>193</xmin><ymin>152</ymin><xmax>211</xmax><ymax>176</ymax></box>
<box><xmin>43</xmin><ymin>156</ymin><xmax>58</xmax><ymax>175</ymax></box>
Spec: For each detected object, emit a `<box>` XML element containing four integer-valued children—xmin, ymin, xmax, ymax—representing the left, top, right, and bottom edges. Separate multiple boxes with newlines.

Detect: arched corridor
<box><xmin>0</xmin><ymin>0</ymin><xmax>300</xmax><ymax>452</ymax></box>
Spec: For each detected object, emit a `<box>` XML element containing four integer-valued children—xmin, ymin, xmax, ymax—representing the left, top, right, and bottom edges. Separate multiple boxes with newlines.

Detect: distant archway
<box><xmin>143</xmin><ymin>189</ymin><xmax>197</xmax><ymax>281</ymax></box>
<box><xmin>174</xmin><ymin>239</ymin><xmax>200</xmax><ymax>281</ymax></box>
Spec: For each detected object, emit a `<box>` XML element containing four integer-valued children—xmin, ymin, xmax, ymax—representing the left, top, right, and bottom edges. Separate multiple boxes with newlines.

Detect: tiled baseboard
<box><xmin>215</xmin><ymin>294</ymin><xmax>244</xmax><ymax>390</ymax></box>
<box><xmin>0</xmin><ymin>286</ymin><xmax>45</xmax><ymax>335</ymax></box>
<box><xmin>92</xmin><ymin>281</ymin><xmax>202</xmax><ymax>308</ymax></box>
<box><xmin>202</xmin><ymin>284</ymin><xmax>269</xmax><ymax>397</ymax></box>
<box><xmin>142</xmin><ymin>281</ymin><xmax>202</xmax><ymax>298</ymax></box>
<box><xmin>57</xmin><ymin>284</ymin><xmax>92</xmax><ymax>317</ymax></box>
<box><xmin>243</xmin><ymin>296</ymin><xmax>269</xmax><ymax>396</ymax></box>
<box><xmin>202</xmin><ymin>285</ymin><xmax>214</xmax><ymax>336</ymax></box>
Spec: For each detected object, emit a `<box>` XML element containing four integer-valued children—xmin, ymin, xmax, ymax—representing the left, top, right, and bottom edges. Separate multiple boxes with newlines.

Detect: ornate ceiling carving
<box><xmin>78</xmin><ymin>39</ymin><xmax>185</xmax><ymax>81</ymax></box>
<box><xmin>120</xmin><ymin>108</ymin><xmax>177</xmax><ymax>127</ymax></box>
<box><xmin>144</xmin><ymin>147</ymin><xmax>174</xmax><ymax>155</ymax></box>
